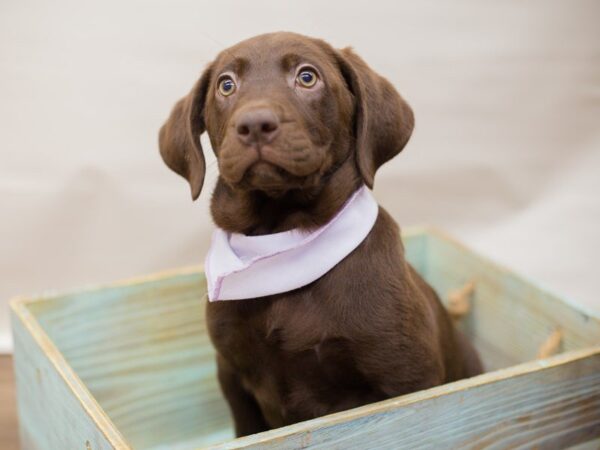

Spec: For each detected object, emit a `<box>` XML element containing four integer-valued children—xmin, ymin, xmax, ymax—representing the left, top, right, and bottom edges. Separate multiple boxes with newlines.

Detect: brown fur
<box><xmin>159</xmin><ymin>32</ymin><xmax>483</xmax><ymax>437</ymax></box>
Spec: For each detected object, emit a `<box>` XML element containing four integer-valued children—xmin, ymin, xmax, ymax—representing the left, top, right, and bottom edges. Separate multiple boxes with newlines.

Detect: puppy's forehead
<box><xmin>213</xmin><ymin>33</ymin><xmax>335</xmax><ymax>75</ymax></box>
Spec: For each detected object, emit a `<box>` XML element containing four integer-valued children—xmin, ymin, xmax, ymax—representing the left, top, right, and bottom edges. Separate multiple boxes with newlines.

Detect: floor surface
<box><xmin>0</xmin><ymin>355</ymin><xmax>19</xmax><ymax>450</ymax></box>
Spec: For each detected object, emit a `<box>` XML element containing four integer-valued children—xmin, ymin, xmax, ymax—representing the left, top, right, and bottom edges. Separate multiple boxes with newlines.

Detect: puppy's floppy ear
<box><xmin>336</xmin><ymin>48</ymin><xmax>414</xmax><ymax>188</ymax></box>
<box><xmin>159</xmin><ymin>66</ymin><xmax>212</xmax><ymax>200</ymax></box>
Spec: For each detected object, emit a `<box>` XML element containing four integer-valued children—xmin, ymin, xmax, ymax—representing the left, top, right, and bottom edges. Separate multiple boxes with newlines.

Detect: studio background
<box><xmin>1</xmin><ymin>0</ymin><xmax>599</xmax><ymax>352</ymax></box>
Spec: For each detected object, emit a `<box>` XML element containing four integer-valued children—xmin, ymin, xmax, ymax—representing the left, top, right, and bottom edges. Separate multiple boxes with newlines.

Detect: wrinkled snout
<box><xmin>217</xmin><ymin>100</ymin><xmax>330</xmax><ymax>192</ymax></box>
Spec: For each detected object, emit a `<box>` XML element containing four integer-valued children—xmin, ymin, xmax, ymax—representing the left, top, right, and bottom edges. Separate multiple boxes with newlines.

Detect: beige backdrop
<box><xmin>1</xmin><ymin>0</ymin><xmax>599</xmax><ymax>352</ymax></box>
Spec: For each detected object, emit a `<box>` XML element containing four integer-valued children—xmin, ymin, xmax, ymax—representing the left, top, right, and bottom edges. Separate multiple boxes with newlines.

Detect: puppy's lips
<box><xmin>259</xmin><ymin>146</ymin><xmax>323</xmax><ymax>178</ymax></box>
<box><xmin>218</xmin><ymin>146</ymin><xmax>260</xmax><ymax>184</ymax></box>
<box><xmin>219</xmin><ymin>142</ymin><xmax>327</xmax><ymax>187</ymax></box>
<box><xmin>244</xmin><ymin>161</ymin><xmax>304</xmax><ymax>190</ymax></box>
<box><xmin>249</xmin><ymin>161</ymin><xmax>285</xmax><ymax>179</ymax></box>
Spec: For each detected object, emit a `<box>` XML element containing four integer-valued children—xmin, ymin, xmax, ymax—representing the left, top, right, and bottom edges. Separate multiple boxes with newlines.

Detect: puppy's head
<box><xmin>159</xmin><ymin>32</ymin><xmax>414</xmax><ymax>200</ymax></box>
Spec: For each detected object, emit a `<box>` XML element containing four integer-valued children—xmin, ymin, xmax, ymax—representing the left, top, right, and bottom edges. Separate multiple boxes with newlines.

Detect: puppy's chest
<box><xmin>210</xmin><ymin>301</ymin><xmax>332</xmax><ymax>362</ymax></box>
<box><xmin>211</xmin><ymin>301</ymin><xmax>373</xmax><ymax>424</ymax></box>
<box><xmin>208</xmin><ymin>298</ymin><xmax>363</xmax><ymax>382</ymax></box>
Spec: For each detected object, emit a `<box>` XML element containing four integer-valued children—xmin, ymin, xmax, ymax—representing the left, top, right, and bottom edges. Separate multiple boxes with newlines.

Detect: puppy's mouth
<box><xmin>241</xmin><ymin>160</ymin><xmax>319</xmax><ymax>194</ymax></box>
<box><xmin>218</xmin><ymin>139</ymin><xmax>330</xmax><ymax>194</ymax></box>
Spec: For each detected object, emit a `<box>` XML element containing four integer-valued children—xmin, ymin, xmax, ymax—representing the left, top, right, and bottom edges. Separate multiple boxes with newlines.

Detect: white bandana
<box><xmin>205</xmin><ymin>185</ymin><xmax>379</xmax><ymax>301</ymax></box>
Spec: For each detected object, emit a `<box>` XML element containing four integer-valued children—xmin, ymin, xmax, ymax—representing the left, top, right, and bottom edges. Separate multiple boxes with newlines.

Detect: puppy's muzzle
<box><xmin>235</xmin><ymin>108</ymin><xmax>281</xmax><ymax>147</ymax></box>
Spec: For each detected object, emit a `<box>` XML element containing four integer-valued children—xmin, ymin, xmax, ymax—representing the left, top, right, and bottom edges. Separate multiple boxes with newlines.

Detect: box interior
<box><xmin>24</xmin><ymin>230</ymin><xmax>600</xmax><ymax>450</ymax></box>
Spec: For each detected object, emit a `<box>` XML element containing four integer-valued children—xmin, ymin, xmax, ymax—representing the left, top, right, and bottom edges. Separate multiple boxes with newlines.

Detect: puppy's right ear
<box><xmin>334</xmin><ymin>48</ymin><xmax>414</xmax><ymax>188</ymax></box>
<box><xmin>159</xmin><ymin>66</ymin><xmax>212</xmax><ymax>200</ymax></box>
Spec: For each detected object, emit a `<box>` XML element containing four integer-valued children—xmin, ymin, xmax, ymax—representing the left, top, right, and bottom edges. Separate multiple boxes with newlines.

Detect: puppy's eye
<box><xmin>296</xmin><ymin>68</ymin><xmax>318</xmax><ymax>88</ymax></box>
<box><xmin>218</xmin><ymin>77</ymin><xmax>236</xmax><ymax>96</ymax></box>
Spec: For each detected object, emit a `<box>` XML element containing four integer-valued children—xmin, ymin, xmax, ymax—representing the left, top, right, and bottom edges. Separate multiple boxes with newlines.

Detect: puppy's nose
<box><xmin>235</xmin><ymin>108</ymin><xmax>280</xmax><ymax>145</ymax></box>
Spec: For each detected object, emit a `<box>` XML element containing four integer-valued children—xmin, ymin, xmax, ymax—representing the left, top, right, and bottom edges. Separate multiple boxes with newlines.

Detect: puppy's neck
<box><xmin>210</xmin><ymin>163</ymin><xmax>363</xmax><ymax>235</ymax></box>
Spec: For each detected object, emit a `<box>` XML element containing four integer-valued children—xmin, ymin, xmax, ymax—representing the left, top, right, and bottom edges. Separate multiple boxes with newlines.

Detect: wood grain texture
<box><xmin>409</xmin><ymin>229</ymin><xmax>600</xmax><ymax>371</ymax></box>
<box><xmin>23</xmin><ymin>269</ymin><xmax>233</xmax><ymax>450</ymax></box>
<box><xmin>208</xmin><ymin>349</ymin><xmax>600</xmax><ymax>450</ymax></box>
<box><xmin>9</xmin><ymin>228</ymin><xmax>600</xmax><ymax>449</ymax></box>
<box><xmin>0</xmin><ymin>355</ymin><xmax>19</xmax><ymax>450</ymax></box>
<box><xmin>11</xmin><ymin>303</ymin><xmax>129</xmax><ymax>450</ymax></box>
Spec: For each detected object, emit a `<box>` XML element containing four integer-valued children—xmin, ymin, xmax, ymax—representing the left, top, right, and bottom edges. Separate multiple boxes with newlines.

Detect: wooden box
<box><xmin>10</xmin><ymin>228</ymin><xmax>600</xmax><ymax>449</ymax></box>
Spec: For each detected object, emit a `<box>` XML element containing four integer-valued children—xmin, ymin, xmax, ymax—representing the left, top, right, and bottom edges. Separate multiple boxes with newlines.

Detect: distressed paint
<box><xmin>208</xmin><ymin>349</ymin><xmax>600</xmax><ymax>450</ymax></box>
<box><xmin>10</xmin><ymin>227</ymin><xmax>600</xmax><ymax>449</ymax></box>
<box><xmin>11</xmin><ymin>301</ymin><xmax>129</xmax><ymax>450</ymax></box>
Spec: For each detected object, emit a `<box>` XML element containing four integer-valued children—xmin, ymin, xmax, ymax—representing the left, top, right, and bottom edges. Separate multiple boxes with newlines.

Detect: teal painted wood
<box><xmin>11</xmin><ymin>304</ymin><xmax>128</xmax><ymax>449</ymax></box>
<box><xmin>420</xmin><ymin>231</ymin><xmax>600</xmax><ymax>371</ymax></box>
<box><xmin>25</xmin><ymin>270</ymin><xmax>233</xmax><ymax>450</ymax></box>
<box><xmin>10</xmin><ymin>228</ymin><xmax>600</xmax><ymax>450</ymax></box>
<box><xmin>208</xmin><ymin>350</ymin><xmax>600</xmax><ymax>449</ymax></box>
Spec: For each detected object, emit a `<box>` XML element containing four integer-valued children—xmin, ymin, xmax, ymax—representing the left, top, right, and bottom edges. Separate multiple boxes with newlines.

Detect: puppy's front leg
<box><xmin>216</xmin><ymin>355</ymin><xmax>269</xmax><ymax>437</ymax></box>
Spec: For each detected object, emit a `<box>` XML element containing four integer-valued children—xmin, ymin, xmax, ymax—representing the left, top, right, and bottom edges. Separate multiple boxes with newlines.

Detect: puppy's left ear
<box><xmin>336</xmin><ymin>48</ymin><xmax>414</xmax><ymax>188</ymax></box>
<box><xmin>159</xmin><ymin>65</ymin><xmax>212</xmax><ymax>200</ymax></box>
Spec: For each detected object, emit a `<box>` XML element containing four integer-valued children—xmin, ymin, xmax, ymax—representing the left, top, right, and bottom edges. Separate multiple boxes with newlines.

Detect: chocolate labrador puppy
<box><xmin>159</xmin><ymin>32</ymin><xmax>483</xmax><ymax>436</ymax></box>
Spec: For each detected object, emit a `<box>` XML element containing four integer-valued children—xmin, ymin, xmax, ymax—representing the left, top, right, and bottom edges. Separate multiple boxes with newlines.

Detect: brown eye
<box><xmin>296</xmin><ymin>68</ymin><xmax>318</xmax><ymax>88</ymax></box>
<box><xmin>218</xmin><ymin>77</ymin><xmax>236</xmax><ymax>96</ymax></box>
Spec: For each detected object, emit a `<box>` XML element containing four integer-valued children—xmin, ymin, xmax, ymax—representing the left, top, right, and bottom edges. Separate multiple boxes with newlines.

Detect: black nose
<box><xmin>235</xmin><ymin>108</ymin><xmax>280</xmax><ymax>145</ymax></box>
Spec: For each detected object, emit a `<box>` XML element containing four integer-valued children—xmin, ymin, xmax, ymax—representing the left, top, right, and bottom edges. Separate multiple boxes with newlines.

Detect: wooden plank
<box><xmin>420</xmin><ymin>229</ymin><xmax>600</xmax><ymax>371</ymax></box>
<box><xmin>567</xmin><ymin>437</ymin><xmax>600</xmax><ymax>449</ymax></box>
<box><xmin>22</xmin><ymin>270</ymin><xmax>233</xmax><ymax>450</ymax></box>
<box><xmin>11</xmin><ymin>302</ymin><xmax>130</xmax><ymax>450</ymax></box>
<box><xmin>10</xmin><ymin>229</ymin><xmax>600</xmax><ymax>449</ymax></box>
<box><xmin>207</xmin><ymin>348</ymin><xmax>600</xmax><ymax>449</ymax></box>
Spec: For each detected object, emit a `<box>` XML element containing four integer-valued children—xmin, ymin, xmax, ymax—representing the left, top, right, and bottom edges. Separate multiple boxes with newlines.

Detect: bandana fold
<box><xmin>205</xmin><ymin>185</ymin><xmax>378</xmax><ymax>301</ymax></box>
